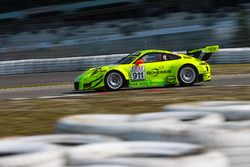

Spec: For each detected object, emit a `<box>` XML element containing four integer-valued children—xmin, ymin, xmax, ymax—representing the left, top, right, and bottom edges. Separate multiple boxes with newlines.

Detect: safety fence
<box><xmin>0</xmin><ymin>48</ymin><xmax>249</xmax><ymax>75</ymax></box>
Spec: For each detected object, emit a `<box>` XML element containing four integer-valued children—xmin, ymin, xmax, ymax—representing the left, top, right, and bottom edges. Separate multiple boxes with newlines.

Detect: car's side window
<box><xmin>139</xmin><ymin>53</ymin><xmax>181</xmax><ymax>63</ymax></box>
<box><xmin>140</xmin><ymin>53</ymin><xmax>162</xmax><ymax>63</ymax></box>
<box><xmin>162</xmin><ymin>53</ymin><xmax>181</xmax><ymax>61</ymax></box>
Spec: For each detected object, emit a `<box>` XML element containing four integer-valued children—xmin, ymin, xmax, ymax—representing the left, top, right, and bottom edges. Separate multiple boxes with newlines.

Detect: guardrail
<box><xmin>0</xmin><ymin>54</ymin><xmax>126</xmax><ymax>75</ymax></box>
<box><xmin>210</xmin><ymin>48</ymin><xmax>250</xmax><ymax>64</ymax></box>
<box><xmin>0</xmin><ymin>48</ymin><xmax>249</xmax><ymax>75</ymax></box>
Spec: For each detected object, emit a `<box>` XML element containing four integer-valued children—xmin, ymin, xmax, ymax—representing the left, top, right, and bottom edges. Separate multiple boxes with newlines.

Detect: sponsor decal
<box><xmin>165</xmin><ymin>76</ymin><xmax>176</xmax><ymax>83</ymax></box>
<box><xmin>147</xmin><ymin>68</ymin><xmax>169</xmax><ymax>77</ymax></box>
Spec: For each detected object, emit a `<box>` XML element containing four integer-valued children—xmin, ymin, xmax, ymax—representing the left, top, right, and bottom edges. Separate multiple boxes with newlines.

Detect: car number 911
<box><xmin>131</xmin><ymin>65</ymin><xmax>146</xmax><ymax>80</ymax></box>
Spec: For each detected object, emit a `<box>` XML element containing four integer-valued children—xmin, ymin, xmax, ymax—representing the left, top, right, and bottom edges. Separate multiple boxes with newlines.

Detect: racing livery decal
<box><xmin>131</xmin><ymin>65</ymin><xmax>146</xmax><ymax>80</ymax></box>
<box><xmin>147</xmin><ymin>68</ymin><xmax>169</xmax><ymax>77</ymax></box>
<box><xmin>165</xmin><ymin>76</ymin><xmax>176</xmax><ymax>83</ymax></box>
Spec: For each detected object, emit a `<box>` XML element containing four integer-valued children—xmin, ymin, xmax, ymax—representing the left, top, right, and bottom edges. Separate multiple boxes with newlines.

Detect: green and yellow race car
<box><xmin>74</xmin><ymin>45</ymin><xmax>219</xmax><ymax>91</ymax></box>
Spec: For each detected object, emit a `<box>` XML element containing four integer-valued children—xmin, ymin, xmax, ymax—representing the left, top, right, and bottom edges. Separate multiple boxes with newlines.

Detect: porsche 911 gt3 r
<box><xmin>74</xmin><ymin>45</ymin><xmax>219</xmax><ymax>91</ymax></box>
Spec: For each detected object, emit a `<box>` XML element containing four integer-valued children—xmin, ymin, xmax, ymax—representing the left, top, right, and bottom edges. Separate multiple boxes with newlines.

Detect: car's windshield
<box><xmin>116</xmin><ymin>51</ymin><xmax>141</xmax><ymax>64</ymax></box>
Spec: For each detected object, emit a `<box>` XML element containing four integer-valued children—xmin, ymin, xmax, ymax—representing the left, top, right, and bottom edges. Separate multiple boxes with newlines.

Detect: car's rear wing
<box><xmin>186</xmin><ymin>45</ymin><xmax>219</xmax><ymax>61</ymax></box>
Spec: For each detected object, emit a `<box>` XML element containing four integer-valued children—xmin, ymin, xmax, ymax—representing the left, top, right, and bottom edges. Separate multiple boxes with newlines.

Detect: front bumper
<box><xmin>74</xmin><ymin>81</ymin><xmax>92</xmax><ymax>91</ymax></box>
<box><xmin>74</xmin><ymin>76</ymin><xmax>104</xmax><ymax>91</ymax></box>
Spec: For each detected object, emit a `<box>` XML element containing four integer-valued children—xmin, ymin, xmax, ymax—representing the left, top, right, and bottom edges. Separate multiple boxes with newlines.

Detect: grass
<box><xmin>0</xmin><ymin>85</ymin><xmax>250</xmax><ymax>137</ymax></box>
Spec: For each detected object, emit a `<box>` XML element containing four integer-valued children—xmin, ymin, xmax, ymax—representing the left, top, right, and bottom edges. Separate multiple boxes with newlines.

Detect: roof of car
<box><xmin>139</xmin><ymin>49</ymin><xmax>173</xmax><ymax>54</ymax></box>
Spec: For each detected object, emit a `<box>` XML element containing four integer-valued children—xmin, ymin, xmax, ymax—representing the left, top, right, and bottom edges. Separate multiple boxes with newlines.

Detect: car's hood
<box><xmin>74</xmin><ymin>65</ymin><xmax>109</xmax><ymax>82</ymax></box>
<box><xmin>75</xmin><ymin>64</ymin><xmax>128</xmax><ymax>82</ymax></box>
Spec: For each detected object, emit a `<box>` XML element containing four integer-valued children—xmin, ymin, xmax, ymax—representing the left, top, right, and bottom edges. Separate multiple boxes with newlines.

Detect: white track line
<box><xmin>10</xmin><ymin>98</ymin><xmax>31</xmax><ymax>100</ymax></box>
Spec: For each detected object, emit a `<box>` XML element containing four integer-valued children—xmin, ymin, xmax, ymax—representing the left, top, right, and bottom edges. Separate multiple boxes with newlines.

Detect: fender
<box><xmin>106</xmin><ymin>68</ymin><xmax>130</xmax><ymax>81</ymax></box>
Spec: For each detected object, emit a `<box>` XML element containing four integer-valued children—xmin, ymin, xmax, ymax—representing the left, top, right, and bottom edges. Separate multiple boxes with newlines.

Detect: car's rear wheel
<box><xmin>178</xmin><ymin>65</ymin><xmax>197</xmax><ymax>86</ymax></box>
<box><xmin>105</xmin><ymin>71</ymin><xmax>124</xmax><ymax>90</ymax></box>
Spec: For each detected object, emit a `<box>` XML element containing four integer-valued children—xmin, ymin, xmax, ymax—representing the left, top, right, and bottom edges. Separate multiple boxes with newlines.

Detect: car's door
<box><xmin>141</xmin><ymin>53</ymin><xmax>171</xmax><ymax>86</ymax></box>
<box><xmin>129</xmin><ymin>52</ymin><xmax>182</xmax><ymax>87</ymax></box>
<box><xmin>129</xmin><ymin>53</ymin><xmax>168</xmax><ymax>87</ymax></box>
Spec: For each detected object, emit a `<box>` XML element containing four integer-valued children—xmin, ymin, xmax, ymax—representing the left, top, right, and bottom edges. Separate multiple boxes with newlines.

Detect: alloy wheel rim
<box><xmin>180</xmin><ymin>67</ymin><xmax>196</xmax><ymax>84</ymax></box>
<box><xmin>107</xmin><ymin>73</ymin><xmax>122</xmax><ymax>89</ymax></box>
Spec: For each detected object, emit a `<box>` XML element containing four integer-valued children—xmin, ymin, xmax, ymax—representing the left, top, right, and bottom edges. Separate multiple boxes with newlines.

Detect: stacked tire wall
<box><xmin>2</xmin><ymin>101</ymin><xmax>250</xmax><ymax>167</ymax></box>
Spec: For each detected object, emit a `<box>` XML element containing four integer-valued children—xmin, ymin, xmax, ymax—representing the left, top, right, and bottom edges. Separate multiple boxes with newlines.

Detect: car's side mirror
<box><xmin>135</xmin><ymin>59</ymin><xmax>144</xmax><ymax>66</ymax></box>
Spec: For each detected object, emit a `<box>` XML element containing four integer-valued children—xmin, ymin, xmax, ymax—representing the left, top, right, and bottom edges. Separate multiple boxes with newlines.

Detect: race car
<box><xmin>74</xmin><ymin>45</ymin><xmax>219</xmax><ymax>91</ymax></box>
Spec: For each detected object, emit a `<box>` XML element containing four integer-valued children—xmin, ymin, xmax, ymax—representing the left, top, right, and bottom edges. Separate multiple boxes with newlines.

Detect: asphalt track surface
<box><xmin>0</xmin><ymin>71</ymin><xmax>250</xmax><ymax>100</ymax></box>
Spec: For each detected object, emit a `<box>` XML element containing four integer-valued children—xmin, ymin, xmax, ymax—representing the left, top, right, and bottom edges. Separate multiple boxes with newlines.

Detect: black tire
<box><xmin>178</xmin><ymin>65</ymin><xmax>197</xmax><ymax>86</ymax></box>
<box><xmin>104</xmin><ymin>71</ymin><xmax>124</xmax><ymax>90</ymax></box>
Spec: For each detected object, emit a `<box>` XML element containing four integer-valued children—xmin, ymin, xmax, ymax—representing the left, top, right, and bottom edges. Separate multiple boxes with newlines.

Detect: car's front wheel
<box><xmin>105</xmin><ymin>71</ymin><xmax>124</xmax><ymax>90</ymax></box>
<box><xmin>178</xmin><ymin>65</ymin><xmax>197</xmax><ymax>86</ymax></box>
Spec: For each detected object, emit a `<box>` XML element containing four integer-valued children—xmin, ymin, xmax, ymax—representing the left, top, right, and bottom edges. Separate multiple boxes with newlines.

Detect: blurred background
<box><xmin>0</xmin><ymin>0</ymin><xmax>249</xmax><ymax>61</ymax></box>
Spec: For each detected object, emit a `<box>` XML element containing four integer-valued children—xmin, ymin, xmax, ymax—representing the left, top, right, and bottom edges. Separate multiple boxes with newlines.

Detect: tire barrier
<box><xmin>162</xmin><ymin>101</ymin><xmax>250</xmax><ymax>121</ymax></box>
<box><xmin>0</xmin><ymin>141</ymin><xmax>64</xmax><ymax>167</ymax></box>
<box><xmin>56</xmin><ymin>101</ymin><xmax>250</xmax><ymax>167</ymax></box>
<box><xmin>74</xmin><ymin>119</ymin><xmax>250</xmax><ymax>167</ymax></box>
<box><xmin>134</xmin><ymin>111</ymin><xmax>224</xmax><ymax>125</ymax></box>
<box><xmin>67</xmin><ymin>165</ymin><xmax>135</xmax><ymax>167</ymax></box>
<box><xmin>56</xmin><ymin>111</ymin><xmax>223</xmax><ymax>136</ymax></box>
<box><xmin>67</xmin><ymin>141</ymin><xmax>229</xmax><ymax>167</ymax></box>
<box><xmin>187</xmin><ymin>122</ymin><xmax>250</xmax><ymax>167</ymax></box>
<box><xmin>56</xmin><ymin>114</ymin><xmax>179</xmax><ymax>137</ymax></box>
<box><xmin>3</xmin><ymin>100</ymin><xmax>250</xmax><ymax>167</ymax></box>
<box><xmin>0</xmin><ymin>48</ymin><xmax>250</xmax><ymax>75</ymax></box>
<box><xmin>162</xmin><ymin>101</ymin><xmax>250</xmax><ymax>167</ymax></box>
<box><xmin>15</xmin><ymin>134</ymin><xmax>121</xmax><ymax>147</ymax></box>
